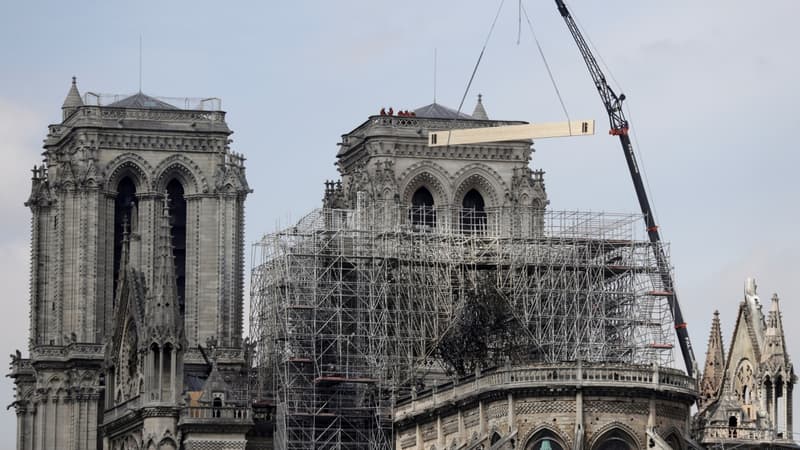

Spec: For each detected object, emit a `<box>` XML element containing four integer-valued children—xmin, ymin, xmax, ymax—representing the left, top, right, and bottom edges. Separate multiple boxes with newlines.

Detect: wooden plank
<box><xmin>428</xmin><ymin>120</ymin><xmax>595</xmax><ymax>147</ymax></box>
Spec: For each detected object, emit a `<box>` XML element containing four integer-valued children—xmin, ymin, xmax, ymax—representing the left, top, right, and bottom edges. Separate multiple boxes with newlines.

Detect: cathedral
<box><xmin>7</xmin><ymin>79</ymin><xmax>797</xmax><ymax>450</ymax></box>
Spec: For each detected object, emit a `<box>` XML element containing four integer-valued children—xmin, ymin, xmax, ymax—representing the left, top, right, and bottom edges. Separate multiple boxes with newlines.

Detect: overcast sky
<box><xmin>1</xmin><ymin>0</ymin><xmax>799</xmax><ymax>445</ymax></box>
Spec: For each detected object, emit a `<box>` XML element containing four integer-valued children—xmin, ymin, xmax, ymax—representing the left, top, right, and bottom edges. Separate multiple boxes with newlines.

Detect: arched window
<box><xmin>461</xmin><ymin>189</ymin><xmax>486</xmax><ymax>233</ymax></box>
<box><xmin>113</xmin><ymin>177</ymin><xmax>137</xmax><ymax>302</ymax></box>
<box><xmin>526</xmin><ymin>429</ymin><xmax>565</xmax><ymax>450</ymax></box>
<box><xmin>490</xmin><ymin>432</ymin><xmax>501</xmax><ymax>445</ymax></box>
<box><xmin>166</xmin><ymin>179</ymin><xmax>187</xmax><ymax>317</ymax></box>
<box><xmin>664</xmin><ymin>433</ymin><xmax>683</xmax><ymax>450</ymax></box>
<box><xmin>410</xmin><ymin>186</ymin><xmax>436</xmax><ymax>228</ymax></box>
<box><xmin>212</xmin><ymin>396</ymin><xmax>223</xmax><ymax>418</ymax></box>
<box><xmin>592</xmin><ymin>428</ymin><xmax>637</xmax><ymax>450</ymax></box>
<box><xmin>765</xmin><ymin>376</ymin><xmax>774</xmax><ymax>417</ymax></box>
<box><xmin>728</xmin><ymin>415</ymin><xmax>738</xmax><ymax>438</ymax></box>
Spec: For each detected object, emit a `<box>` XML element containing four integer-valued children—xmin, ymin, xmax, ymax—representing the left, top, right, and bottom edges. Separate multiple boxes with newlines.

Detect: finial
<box><xmin>713</xmin><ymin>310</ymin><xmax>719</xmax><ymax>316</ymax></box>
<box><xmin>478</xmin><ymin>93</ymin><xmax>483</xmax><ymax>103</ymax></box>
<box><xmin>72</xmin><ymin>76</ymin><xmax>76</xmax><ymax>85</ymax></box>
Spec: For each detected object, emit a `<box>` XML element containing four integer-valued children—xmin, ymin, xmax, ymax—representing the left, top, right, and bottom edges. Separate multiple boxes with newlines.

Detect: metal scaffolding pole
<box><xmin>250</xmin><ymin>203</ymin><xmax>676</xmax><ymax>450</ymax></box>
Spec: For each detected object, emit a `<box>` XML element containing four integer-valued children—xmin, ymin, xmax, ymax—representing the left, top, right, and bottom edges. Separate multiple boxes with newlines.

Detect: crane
<box><xmin>554</xmin><ymin>0</ymin><xmax>698</xmax><ymax>377</ymax></box>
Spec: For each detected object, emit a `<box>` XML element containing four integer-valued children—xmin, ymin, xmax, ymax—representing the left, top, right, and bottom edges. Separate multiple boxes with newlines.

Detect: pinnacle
<box><xmin>62</xmin><ymin>76</ymin><xmax>83</xmax><ymax>110</ymax></box>
<box><xmin>472</xmin><ymin>93</ymin><xmax>489</xmax><ymax>120</ymax></box>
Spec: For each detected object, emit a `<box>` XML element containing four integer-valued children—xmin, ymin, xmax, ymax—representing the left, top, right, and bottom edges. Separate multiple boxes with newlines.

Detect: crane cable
<box><xmin>562</xmin><ymin>0</ymin><xmax>662</xmax><ymax>232</ymax></box>
<box><xmin>454</xmin><ymin>0</ymin><xmax>506</xmax><ymax>119</ymax></box>
<box><xmin>520</xmin><ymin>1</ymin><xmax>572</xmax><ymax>126</ymax></box>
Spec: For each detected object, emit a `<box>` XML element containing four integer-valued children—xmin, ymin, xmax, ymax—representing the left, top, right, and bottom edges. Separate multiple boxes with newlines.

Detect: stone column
<box><xmin>170</xmin><ymin>349</ymin><xmax>177</xmax><ymax>403</ymax></box>
<box><xmin>787</xmin><ymin>383</ymin><xmax>794</xmax><ymax>437</ymax></box>
<box><xmin>458</xmin><ymin>410</ymin><xmax>465</xmax><ymax>443</ymax></box>
<box><xmin>25</xmin><ymin>408</ymin><xmax>34</xmax><ymax>450</ymax></box>
<box><xmin>437</xmin><ymin>416</ymin><xmax>444</xmax><ymax>449</ymax></box>
<box><xmin>36</xmin><ymin>397</ymin><xmax>45</xmax><ymax>450</ymax></box>
<box><xmin>773</xmin><ymin>380</ymin><xmax>778</xmax><ymax>432</ymax></box>
<box><xmin>50</xmin><ymin>396</ymin><xmax>57</xmax><ymax>450</ymax></box>
<box><xmin>507</xmin><ymin>393</ymin><xmax>515</xmax><ymax>431</ymax></box>
<box><xmin>479</xmin><ymin>401</ymin><xmax>486</xmax><ymax>435</ymax></box>
<box><xmin>782</xmin><ymin>380</ymin><xmax>789</xmax><ymax>437</ymax></box>
<box><xmin>16</xmin><ymin>407</ymin><xmax>23</xmax><ymax>450</ymax></box>
<box><xmin>158</xmin><ymin>345</ymin><xmax>163</xmax><ymax>402</ymax></box>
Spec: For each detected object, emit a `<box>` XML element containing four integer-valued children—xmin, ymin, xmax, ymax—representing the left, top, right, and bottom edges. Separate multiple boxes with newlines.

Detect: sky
<box><xmin>1</xmin><ymin>0</ymin><xmax>799</xmax><ymax>445</ymax></box>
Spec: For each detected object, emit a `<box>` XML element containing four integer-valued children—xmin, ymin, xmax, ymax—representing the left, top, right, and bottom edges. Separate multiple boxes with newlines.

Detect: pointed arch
<box><xmin>662</xmin><ymin>427</ymin><xmax>685</xmax><ymax>450</ymax></box>
<box><xmin>589</xmin><ymin>423</ymin><xmax>640</xmax><ymax>450</ymax></box>
<box><xmin>523</xmin><ymin>425</ymin><xmax>570</xmax><ymax>450</ymax></box>
<box><xmin>451</xmin><ymin>163</ymin><xmax>505</xmax><ymax>207</ymax></box>
<box><xmin>166</xmin><ymin>178</ymin><xmax>187</xmax><ymax>317</ymax></box>
<box><xmin>157</xmin><ymin>438</ymin><xmax>177</xmax><ymax>450</ymax></box>
<box><xmin>410</xmin><ymin>186</ymin><xmax>437</xmax><ymax>228</ymax></box>
<box><xmin>104</xmin><ymin>153</ymin><xmax>153</xmax><ymax>193</ymax></box>
<box><xmin>399</xmin><ymin>161</ymin><xmax>451</xmax><ymax>206</ymax></box>
<box><xmin>152</xmin><ymin>154</ymin><xmax>209</xmax><ymax>194</ymax></box>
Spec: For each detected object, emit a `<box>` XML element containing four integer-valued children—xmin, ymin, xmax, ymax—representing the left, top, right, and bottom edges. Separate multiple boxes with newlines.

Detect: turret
<box><xmin>699</xmin><ymin>310</ymin><xmax>726</xmax><ymax>410</ymax></box>
<box><xmin>61</xmin><ymin>76</ymin><xmax>83</xmax><ymax>120</ymax></box>
<box><xmin>763</xmin><ymin>293</ymin><xmax>789</xmax><ymax>365</ymax></box>
<box><xmin>472</xmin><ymin>93</ymin><xmax>489</xmax><ymax>120</ymax></box>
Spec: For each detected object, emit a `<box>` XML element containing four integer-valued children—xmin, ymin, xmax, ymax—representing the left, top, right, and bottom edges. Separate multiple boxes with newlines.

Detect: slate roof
<box><xmin>108</xmin><ymin>92</ymin><xmax>180</xmax><ymax>110</ymax></box>
<box><xmin>62</xmin><ymin>77</ymin><xmax>83</xmax><ymax>109</ymax></box>
<box><xmin>472</xmin><ymin>94</ymin><xmax>488</xmax><ymax>120</ymax></box>
<box><xmin>413</xmin><ymin>102</ymin><xmax>473</xmax><ymax>119</ymax></box>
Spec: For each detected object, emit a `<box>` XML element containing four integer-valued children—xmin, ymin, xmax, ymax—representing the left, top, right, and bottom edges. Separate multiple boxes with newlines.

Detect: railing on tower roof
<box><xmin>82</xmin><ymin>92</ymin><xmax>223</xmax><ymax>111</ymax></box>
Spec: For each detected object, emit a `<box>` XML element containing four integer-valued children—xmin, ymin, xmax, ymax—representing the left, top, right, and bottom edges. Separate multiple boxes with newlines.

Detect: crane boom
<box><xmin>554</xmin><ymin>0</ymin><xmax>698</xmax><ymax>377</ymax></box>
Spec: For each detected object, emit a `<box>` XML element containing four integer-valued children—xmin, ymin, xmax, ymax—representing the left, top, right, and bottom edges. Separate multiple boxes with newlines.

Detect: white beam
<box><xmin>428</xmin><ymin>120</ymin><xmax>595</xmax><ymax>147</ymax></box>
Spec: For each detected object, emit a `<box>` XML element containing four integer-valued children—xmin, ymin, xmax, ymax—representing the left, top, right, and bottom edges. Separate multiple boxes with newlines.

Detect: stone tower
<box><xmin>326</xmin><ymin>98</ymin><xmax>548</xmax><ymax>219</ymax></box>
<box><xmin>699</xmin><ymin>310</ymin><xmax>725</xmax><ymax>410</ymax></box>
<box><xmin>9</xmin><ymin>79</ymin><xmax>252</xmax><ymax>449</ymax></box>
<box><xmin>694</xmin><ymin>278</ymin><xmax>797</xmax><ymax>447</ymax></box>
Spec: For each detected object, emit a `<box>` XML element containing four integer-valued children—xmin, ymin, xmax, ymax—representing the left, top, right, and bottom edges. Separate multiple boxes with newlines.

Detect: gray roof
<box><xmin>107</xmin><ymin>92</ymin><xmax>179</xmax><ymax>110</ymax></box>
<box><xmin>414</xmin><ymin>103</ymin><xmax>473</xmax><ymax>119</ymax></box>
<box><xmin>472</xmin><ymin>94</ymin><xmax>488</xmax><ymax>120</ymax></box>
<box><xmin>62</xmin><ymin>77</ymin><xmax>83</xmax><ymax>109</ymax></box>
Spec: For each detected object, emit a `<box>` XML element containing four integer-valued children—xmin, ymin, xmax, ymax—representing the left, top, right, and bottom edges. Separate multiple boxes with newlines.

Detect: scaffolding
<box><xmin>250</xmin><ymin>203</ymin><xmax>677</xmax><ymax>450</ymax></box>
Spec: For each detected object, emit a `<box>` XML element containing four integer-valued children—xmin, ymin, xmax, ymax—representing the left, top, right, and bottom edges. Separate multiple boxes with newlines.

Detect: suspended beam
<box><xmin>428</xmin><ymin>119</ymin><xmax>595</xmax><ymax>147</ymax></box>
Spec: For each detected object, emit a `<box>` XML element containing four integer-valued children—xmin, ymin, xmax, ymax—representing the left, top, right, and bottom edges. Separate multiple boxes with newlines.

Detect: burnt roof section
<box><xmin>107</xmin><ymin>92</ymin><xmax>180</xmax><ymax>110</ymax></box>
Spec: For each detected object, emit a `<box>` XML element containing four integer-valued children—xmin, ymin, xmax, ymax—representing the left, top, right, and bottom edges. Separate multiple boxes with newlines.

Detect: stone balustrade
<box><xmin>394</xmin><ymin>363</ymin><xmax>696</xmax><ymax>421</ymax></box>
<box><xmin>103</xmin><ymin>395</ymin><xmax>142</xmax><ymax>423</ymax></box>
<box><xmin>179</xmin><ymin>405</ymin><xmax>252</xmax><ymax>424</ymax></box>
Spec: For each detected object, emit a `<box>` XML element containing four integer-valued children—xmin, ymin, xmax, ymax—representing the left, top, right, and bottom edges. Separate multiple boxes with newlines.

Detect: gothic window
<box><xmin>213</xmin><ymin>397</ymin><xmax>222</xmax><ymax>418</ymax></box>
<box><xmin>461</xmin><ymin>189</ymin><xmax>486</xmax><ymax>234</ymax></box>
<box><xmin>526</xmin><ymin>429</ymin><xmax>565</xmax><ymax>450</ymax></box>
<box><xmin>116</xmin><ymin>318</ymin><xmax>139</xmax><ymax>402</ymax></box>
<box><xmin>765</xmin><ymin>376</ymin><xmax>773</xmax><ymax>416</ymax></box>
<box><xmin>410</xmin><ymin>186</ymin><xmax>436</xmax><ymax>228</ymax></box>
<box><xmin>166</xmin><ymin>179</ymin><xmax>187</xmax><ymax>317</ymax></box>
<box><xmin>113</xmin><ymin>177</ymin><xmax>137</xmax><ymax>303</ymax></box>
<box><xmin>664</xmin><ymin>433</ymin><xmax>683</xmax><ymax>450</ymax></box>
<box><xmin>490</xmin><ymin>432</ymin><xmax>501</xmax><ymax>445</ymax></box>
<box><xmin>592</xmin><ymin>429</ymin><xmax>636</xmax><ymax>450</ymax></box>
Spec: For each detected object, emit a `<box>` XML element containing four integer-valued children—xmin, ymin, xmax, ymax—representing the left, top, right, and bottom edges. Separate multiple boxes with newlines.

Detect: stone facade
<box><xmin>694</xmin><ymin>278</ymin><xmax>797</xmax><ymax>447</ymax></box>
<box><xmin>327</xmin><ymin>102</ymin><xmax>548</xmax><ymax>216</ymax></box>
<box><xmin>9</xmin><ymin>79</ymin><xmax>252</xmax><ymax>450</ymax></box>
<box><xmin>9</xmin><ymin>83</ymin><xmax>798</xmax><ymax>450</ymax></box>
<box><xmin>394</xmin><ymin>363</ymin><xmax>695</xmax><ymax>450</ymax></box>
